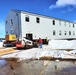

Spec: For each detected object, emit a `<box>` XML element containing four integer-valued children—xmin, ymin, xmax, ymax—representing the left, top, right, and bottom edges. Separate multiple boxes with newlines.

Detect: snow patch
<box><xmin>49</xmin><ymin>40</ymin><xmax>76</xmax><ymax>49</ymax></box>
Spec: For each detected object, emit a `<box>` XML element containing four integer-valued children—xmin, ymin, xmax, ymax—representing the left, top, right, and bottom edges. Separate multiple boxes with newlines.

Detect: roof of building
<box><xmin>11</xmin><ymin>9</ymin><xmax>75</xmax><ymax>23</ymax></box>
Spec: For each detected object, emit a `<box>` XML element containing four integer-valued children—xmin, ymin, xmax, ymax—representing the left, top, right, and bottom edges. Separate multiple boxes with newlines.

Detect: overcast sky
<box><xmin>0</xmin><ymin>0</ymin><xmax>76</xmax><ymax>38</ymax></box>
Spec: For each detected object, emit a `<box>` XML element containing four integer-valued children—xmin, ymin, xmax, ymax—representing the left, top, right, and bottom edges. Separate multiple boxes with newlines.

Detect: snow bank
<box><xmin>1</xmin><ymin>47</ymin><xmax>76</xmax><ymax>60</ymax></box>
<box><xmin>0</xmin><ymin>42</ymin><xmax>3</xmax><ymax>48</ymax></box>
<box><xmin>49</xmin><ymin>40</ymin><xmax>76</xmax><ymax>49</ymax></box>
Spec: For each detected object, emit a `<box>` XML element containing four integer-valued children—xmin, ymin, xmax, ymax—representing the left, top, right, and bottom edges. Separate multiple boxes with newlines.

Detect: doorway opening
<box><xmin>26</xmin><ymin>34</ymin><xmax>33</xmax><ymax>40</ymax></box>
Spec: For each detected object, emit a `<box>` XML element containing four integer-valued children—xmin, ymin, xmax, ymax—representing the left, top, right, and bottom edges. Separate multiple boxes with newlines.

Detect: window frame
<box><xmin>64</xmin><ymin>22</ymin><xmax>66</xmax><ymax>26</ymax></box>
<box><xmin>59</xmin><ymin>30</ymin><xmax>61</xmax><ymax>35</ymax></box>
<box><xmin>53</xmin><ymin>30</ymin><xmax>56</xmax><ymax>35</ymax></box>
<box><xmin>69</xmin><ymin>31</ymin><xmax>71</xmax><ymax>35</ymax></box>
<box><xmin>10</xmin><ymin>19</ymin><xmax>13</xmax><ymax>25</ymax></box>
<box><xmin>6</xmin><ymin>21</ymin><xmax>8</xmax><ymax>24</ymax></box>
<box><xmin>64</xmin><ymin>31</ymin><xmax>67</xmax><ymax>35</ymax></box>
<box><xmin>36</xmin><ymin>17</ymin><xmax>40</xmax><ymax>23</ymax></box>
<box><xmin>59</xmin><ymin>21</ymin><xmax>61</xmax><ymax>25</ymax></box>
<box><xmin>25</xmin><ymin>15</ymin><xmax>29</xmax><ymax>22</ymax></box>
<box><xmin>53</xmin><ymin>20</ymin><xmax>55</xmax><ymax>25</ymax></box>
<box><xmin>73</xmin><ymin>24</ymin><xmax>74</xmax><ymax>28</ymax></box>
<box><xmin>73</xmin><ymin>31</ymin><xmax>75</xmax><ymax>35</ymax></box>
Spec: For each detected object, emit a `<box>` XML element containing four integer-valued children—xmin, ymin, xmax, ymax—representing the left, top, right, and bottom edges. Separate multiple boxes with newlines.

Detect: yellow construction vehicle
<box><xmin>3</xmin><ymin>34</ymin><xmax>17</xmax><ymax>47</ymax></box>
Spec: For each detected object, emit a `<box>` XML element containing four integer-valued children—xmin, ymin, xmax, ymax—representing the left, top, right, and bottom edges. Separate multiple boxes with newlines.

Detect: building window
<box><xmin>53</xmin><ymin>20</ymin><xmax>55</xmax><ymax>25</ymax></box>
<box><xmin>69</xmin><ymin>23</ymin><xmax>71</xmax><ymax>27</ymax></box>
<box><xmin>25</xmin><ymin>16</ymin><xmax>29</xmax><ymax>22</ymax></box>
<box><xmin>69</xmin><ymin>31</ymin><xmax>71</xmax><ymax>35</ymax></box>
<box><xmin>59</xmin><ymin>30</ymin><xmax>61</xmax><ymax>35</ymax></box>
<box><xmin>6</xmin><ymin>21</ymin><xmax>8</xmax><ymax>24</ymax></box>
<box><xmin>64</xmin><ymin>31</ymin><xmax>66</xmax><ymax>35</ymax></box>
<box><xmin>16</xmin><ymin>13</ymin><xmax>18</xmax><ymax>16</ymax></box>
<box><xmin>6</xmin><ymin>31</ymin><xmax>8</xmax><ymax>34</ymax></box>
<box><xmin>73</xmin><ymin>24</ymin><xmax>74</xmax><ymax>28</ymax></box>
<box><xmin>10</xmin><ymin>19</ymin><xmax>13</xmax><ymax>25</ymax></box>
<box><xmin>73</xmin><ymin>31</ymin><xmax>75</xmax><ymax>35</ymax></box>
<box><xmin>59</xmin><ymin>21</ymin><xmax>61</xmax><ymax>25</ymax></box>
<box><xmin>64</xmin><ymin>22</ymin><xmax>66</xmax><ymax>26</ymax></box>
<box><xmin>36</xmin><ymin>17</ymin><xmax>40</xmax><ymax>23</ymax></box>
<box><xmin>53</xmin><ymin>30</ymin><xmax>55</xmax><ymax>35</ymax></box>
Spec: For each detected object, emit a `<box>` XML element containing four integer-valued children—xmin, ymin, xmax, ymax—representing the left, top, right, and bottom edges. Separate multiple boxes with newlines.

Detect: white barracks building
<box><xmin>5</xmin><ymin>9</ymin><xmax>76</xmax><ymax>41</ymax></box>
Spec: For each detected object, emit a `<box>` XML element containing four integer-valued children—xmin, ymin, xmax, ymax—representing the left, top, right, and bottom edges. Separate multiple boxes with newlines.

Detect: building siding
<box><xmin>5</xmin><ymin>10</ymin><xmax>76</xmax><ymax>40</ymax></box>
<box><xmin>5</xmin><ymin>11</ymin><xmax>22</xmax><ymax>39</ymax></box>
<box><xmin>21</xmin><ymin>12</ymin><xmax>76</xmax><ymax>39</ymax></box>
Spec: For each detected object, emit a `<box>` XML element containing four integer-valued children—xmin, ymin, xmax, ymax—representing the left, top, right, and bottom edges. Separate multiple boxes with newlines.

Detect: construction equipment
<box><xmin>3</xmin><ymin>34</ymin><xmax>33</xmax><ymax>48</ymax></box>
<box><xmin>5</xmin><ymin>34</ymin><xmax>16</xmax><ymax>41</ymax></box>
<box><xmin>3</xmin><ymin>34</ymin><xmax>16</xmax><ymax>47</ymax></box>
<box><xmin>16</xmin><ymin>37</ymin><xmax>33</xmax><ymax>48</ymax></box>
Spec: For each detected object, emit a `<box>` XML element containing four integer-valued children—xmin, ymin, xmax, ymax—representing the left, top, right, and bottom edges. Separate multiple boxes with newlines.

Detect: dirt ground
<box><xmin>0</xmin><ymin>59</ymin><xmax>76</xmax><ymax>75</ymax></box>
<box><xmin>0</xmin><ymin>47</ymin><xmax>18</xmax><ymax>56</ymax></box>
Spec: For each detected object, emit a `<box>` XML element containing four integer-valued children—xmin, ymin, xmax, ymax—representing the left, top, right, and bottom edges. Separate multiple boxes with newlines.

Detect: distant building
<box><xmin>5</xmin><ymin>9</ymin><xmax>76</xmax><ymax>40</ymax></box>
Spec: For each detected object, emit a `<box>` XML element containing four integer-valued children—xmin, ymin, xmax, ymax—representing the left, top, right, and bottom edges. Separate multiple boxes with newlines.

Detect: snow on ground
<box><xmin>49</xmin><ymin>40</ymin><xmax>76</xmax><ymax>49</ymax></box>
<box><xmin>1</xmin><ymin>40</ymin><xmax>76</xmax><ymax>60</ymax></box>
<box><xmin>0</xmin><ymin>41</ymin><xmax>3</xmax><ymax>48</ymax></box>
<box><xmin>1</xmin><ymin>45</ymin><xmax>76</xmax><ymax>60</ymax></box>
